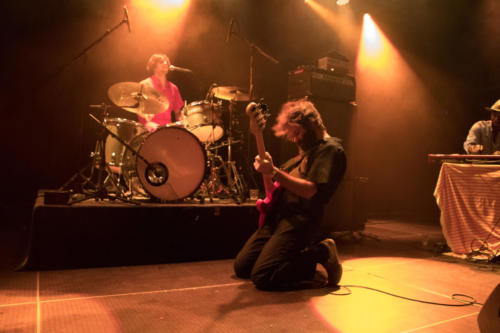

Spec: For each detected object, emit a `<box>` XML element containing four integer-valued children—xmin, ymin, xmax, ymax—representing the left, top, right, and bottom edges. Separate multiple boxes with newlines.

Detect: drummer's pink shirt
<box><xmin>138</xmin><ymin>76</ymin><xmax>184</xmax><ymax>126</ymax></box>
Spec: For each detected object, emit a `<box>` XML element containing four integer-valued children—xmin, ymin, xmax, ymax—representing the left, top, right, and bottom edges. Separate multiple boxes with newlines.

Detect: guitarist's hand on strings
<box><xmin>254</xmin><ymin>152</ymin><xmax>275</xmax><ymax>175</ymax></box>
<box><xmin>254</xmin><ymin>151</ymin><xmax>318</xmax><ymax>199</ymax></box>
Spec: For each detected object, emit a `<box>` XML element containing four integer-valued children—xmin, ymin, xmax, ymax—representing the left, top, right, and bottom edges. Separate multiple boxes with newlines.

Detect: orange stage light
<box><xmin>357</xmin><ymin>14</ymin><xmax>392</xmax><ymax>71</ymax></box>
<box><xmin>350</xmin><ymin>12</ymin><xmax>441</xmax><ymax>178</ymax></box>
<box><xmin>128</xmin><ymin>0</ymin><xmax>191</xmax><ymax>57</ymax></box>
<box><xmin>131</xmin><ymin>0</ymin><xmax>190</xmax><ymax>19</ymax></box>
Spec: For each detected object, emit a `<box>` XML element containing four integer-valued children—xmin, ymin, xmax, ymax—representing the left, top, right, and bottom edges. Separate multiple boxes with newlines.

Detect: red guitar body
<box><xmin>255</xmin><ymin>181</ymin><xmax>281</xmax><ymax>228</ymax></box>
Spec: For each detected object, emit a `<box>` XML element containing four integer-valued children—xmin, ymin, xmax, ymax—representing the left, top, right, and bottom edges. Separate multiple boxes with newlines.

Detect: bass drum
<box><xmin>121</xmin><ymin>126</ymin><xmax>206</xmax><ymax>201</ymax></box>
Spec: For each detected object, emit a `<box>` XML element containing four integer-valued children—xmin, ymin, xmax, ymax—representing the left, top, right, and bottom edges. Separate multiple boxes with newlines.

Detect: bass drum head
<box><xmin>136</xmin><ymin>127</ymin><xmax>206</xmax><ymax>201</ymax></box>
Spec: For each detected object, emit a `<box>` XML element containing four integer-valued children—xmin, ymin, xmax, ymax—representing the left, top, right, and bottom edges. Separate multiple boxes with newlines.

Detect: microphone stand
<box><xmin>46</xmin><ymin>9</ymin><xmax>130</xmax><ymax>182</ymax></box>
<box><xmin>227</xmin><ymin>23</ymin><xmax>279</xmax><ymax>201</ymax></box>
<box><xmin>230</xmin><ymin>25</ymin><xmax>279</xmax><ymax>99</ymax></box>
<box><xmin>44</xmin><ymin>13</ymin><xmax>130</xmax><ymax>83</ymax></box>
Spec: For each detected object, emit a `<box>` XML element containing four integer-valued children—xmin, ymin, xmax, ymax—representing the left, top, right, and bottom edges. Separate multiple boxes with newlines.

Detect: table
<box><xmin>434</xmin><ymin>163</ymin><xmax>500</xmax><ymax>254</ymax></box>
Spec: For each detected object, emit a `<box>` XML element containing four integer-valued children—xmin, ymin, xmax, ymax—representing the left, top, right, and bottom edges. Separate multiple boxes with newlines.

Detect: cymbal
<box><xmin>212</xmin><ymin>86</ymin><xmax>250</xmax><ymax>102</ymax></box>
<box><xmin>108</xmin><ymin>82</ymin><xmax>170</xmax><ymax>115</ymax></box>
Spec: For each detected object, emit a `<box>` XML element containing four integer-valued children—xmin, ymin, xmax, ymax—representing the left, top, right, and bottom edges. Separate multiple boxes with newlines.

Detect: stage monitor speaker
<box><xmin>478</xmin><ymin>283</ymin><xmax>500</xmax><ymax>333</ymax></box>
<box><xmin>319</xmin><ymin>176</ymin><xmax>368</xmax><ymax>234</ymax></box>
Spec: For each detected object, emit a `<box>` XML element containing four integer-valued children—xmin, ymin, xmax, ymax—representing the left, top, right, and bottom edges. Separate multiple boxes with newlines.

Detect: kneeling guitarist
<box><xmin>234</xmin><ymin>99</ymin><xmax>346</xmax><ymax>290</ymax></box>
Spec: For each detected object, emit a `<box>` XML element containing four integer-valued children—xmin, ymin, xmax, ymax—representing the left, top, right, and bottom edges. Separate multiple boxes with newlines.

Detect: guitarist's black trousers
<box><xmin>234</xmin><ymin>213</ymin><xmax>328</xmax><ymax>291</ymax></box>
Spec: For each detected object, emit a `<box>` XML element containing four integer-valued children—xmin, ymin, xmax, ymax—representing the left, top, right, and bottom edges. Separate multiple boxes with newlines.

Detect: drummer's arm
<box><xmin>173</xmin><ymin>108</ymin><xmax>182</xmax><ymax>122</ymax></box>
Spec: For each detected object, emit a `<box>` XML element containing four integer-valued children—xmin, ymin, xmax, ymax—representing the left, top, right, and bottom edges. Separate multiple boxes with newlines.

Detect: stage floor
<box><xmin>1</xmin><ymin>220</ymin><xmax>498</xmax><ymax>332</ymax></box>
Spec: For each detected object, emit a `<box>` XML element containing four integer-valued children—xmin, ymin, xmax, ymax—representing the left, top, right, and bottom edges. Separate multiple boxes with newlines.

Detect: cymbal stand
<box><xmin>195</xmin><ymin>149</ymin><xmax>222</xmax><ymax>202</ymax></box>
<box><xmin>198</xmin><ymin>145</ymin><xmax>245</xmax><ymax>203</ymax></box>
<box><xmin>224</xmin><ymin>100</ymin><xmax>247</xmax><ymax>202</ymax></box>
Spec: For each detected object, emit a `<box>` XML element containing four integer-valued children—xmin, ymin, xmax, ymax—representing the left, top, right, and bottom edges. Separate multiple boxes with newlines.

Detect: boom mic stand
<box><xmin>44</xmin><ymin>8</ymin><xmax>130</xmax><ymax>85</ymax></box>
<box><xmin>228</xmin><ymin>20</ymin><xmax>279</xmax><ymax>99</ymax></box>
<box><xmin>46</xmin><ymin>7</ymin><xmax>130</xmax><ymax>181</ymax></box>
<box><xmin>226</xmin><ymin>21</ymin><xmax>279</xmax><ymax>200</ymax></box>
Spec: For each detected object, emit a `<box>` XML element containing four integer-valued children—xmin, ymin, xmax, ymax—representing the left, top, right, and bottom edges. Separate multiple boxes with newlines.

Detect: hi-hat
<box><xmin>212</xmin><ymin>86</ymin><xmax>250</xmax><ymax>102</ymax></box>
<box><xmin>108</xmin><ymin>82</ymin><xmax>170</xmax><ymax>115</ymax></box>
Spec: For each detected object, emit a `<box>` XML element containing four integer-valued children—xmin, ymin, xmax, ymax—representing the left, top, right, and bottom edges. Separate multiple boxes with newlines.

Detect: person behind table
<box><xmin>464</xmin><ymin>98</ymin><xmax>500</xmax><ymax>154</ymax></box>
<box><xmin>234</xmin><ymin>99</ymin><xmax>346</xmax><ymax>290</ymax></box>
<box><xmin>139</xmin><ymin>53</ymin><xmax>184</xmax><ymax>131</ymax></box>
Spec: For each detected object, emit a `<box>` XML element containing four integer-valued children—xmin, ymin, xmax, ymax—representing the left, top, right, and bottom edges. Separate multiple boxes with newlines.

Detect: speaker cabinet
<box><xmin>320</xmin><ymin>176</ymin><xmax>368</xmax><ymax>234</ymax></box>
<box><xmin>478</xmin><ymin>283</ymin><xmax>500</xmax><ymax>333</ymax></box>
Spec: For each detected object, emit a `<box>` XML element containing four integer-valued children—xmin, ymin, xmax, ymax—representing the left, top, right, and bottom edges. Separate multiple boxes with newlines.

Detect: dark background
<box><xmin>1</xmin><ymin>0</ymin><xmax>499</xmax><ymax>224</ymax></box>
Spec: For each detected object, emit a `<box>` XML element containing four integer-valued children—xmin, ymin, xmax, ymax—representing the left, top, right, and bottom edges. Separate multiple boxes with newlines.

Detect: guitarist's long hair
<box><xmin>272</xmin><ymin>99</ymin><xmax>326</xmax><ymax>137</ymax></box>
<box><xmin>273</xmin><ymin>98</ymin><xmax>326</xmax><ymax>137</ymax></box>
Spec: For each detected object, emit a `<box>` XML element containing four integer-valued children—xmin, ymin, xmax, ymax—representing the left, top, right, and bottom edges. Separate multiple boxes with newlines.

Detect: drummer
<box><xmin>139</xmin><ymin>53</ymin><xmax>184</xmax><ymax>131</ymax></box>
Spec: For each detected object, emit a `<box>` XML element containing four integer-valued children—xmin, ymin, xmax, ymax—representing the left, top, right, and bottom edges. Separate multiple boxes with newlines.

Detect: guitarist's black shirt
<box><xmin>270</xmin><ymin>137</ymin><xmax>346</xmax><ymax>230</ymax></box>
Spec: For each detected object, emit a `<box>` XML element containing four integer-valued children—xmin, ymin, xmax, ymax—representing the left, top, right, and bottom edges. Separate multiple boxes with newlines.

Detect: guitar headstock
<box><xmin>246</xmin><ymin>100</ymin><xmax>270</xmax><ymax>136</ymax></box>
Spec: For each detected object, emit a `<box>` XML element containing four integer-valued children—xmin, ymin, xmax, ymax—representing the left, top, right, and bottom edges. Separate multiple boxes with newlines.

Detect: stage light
<box><xmin>152</xmin><ymin>0</ymin><xmax>187</xmax><ymax>8</ymax></box>
<box><xmin>336</xmin><ymin>0</ymin><xmax>350</xmax><ymax>5</ymax></box>
<box><xmin>132</xmin><ymin>0</ymin><xmax>190</xmax><ymax>12</ymax></box>
<box><xmin>129</xmin><ymin>0</ymin><xmax>192</xmax><ymax>56</ymax></box>
<box><xmin>351</xmin><ymin>11</ymin><xmax>440</xmax><ymax>182</ymax></box>
<box><xmin>357</xmin><ymin>13</ymin><xmax>388</xmax><ymax>69</ymax></box>
<box><xmin>305</xmin><ymin>0</ymin><xmax>349</xmax><ymax>5</ymax></box>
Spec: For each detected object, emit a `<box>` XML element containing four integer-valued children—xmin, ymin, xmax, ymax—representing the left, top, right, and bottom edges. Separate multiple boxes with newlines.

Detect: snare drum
<box><xmin>121</xmin><ymin>126</ymin><xmax>206</xmax><ymax>201</ymax></box>
<box><xmin>183</xmin><ymin>100</ymin><xmax>223</xmax><ymax>143</ymax></box>
<box><xmin>104</xmin><ymin>118</ymin><xmax>146</xmax><ymax>167</ymax></box>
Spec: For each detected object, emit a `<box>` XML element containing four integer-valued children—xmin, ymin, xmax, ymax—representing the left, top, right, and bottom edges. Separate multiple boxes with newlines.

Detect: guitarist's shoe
<box><xmin>319</xmin><ymin>238</ymin><xmax>342</xmax><ymax>287</ymax></box>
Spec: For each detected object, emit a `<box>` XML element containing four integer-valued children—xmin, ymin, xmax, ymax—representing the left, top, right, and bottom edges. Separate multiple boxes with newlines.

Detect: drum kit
<box><xmin>63</xmin><ymin>81</ymin><xmax>252</xmax><ymax>204</ymax></box>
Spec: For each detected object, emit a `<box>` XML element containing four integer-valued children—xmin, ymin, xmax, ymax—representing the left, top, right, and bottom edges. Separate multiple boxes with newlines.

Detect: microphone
<box><xmin>169</xmin><ymin>65</ymin><xmax>192</xmax><ymax>73</ymax></box>
<box><xmin>123</xmin><ymin>6</ymin><xmax>131</xmax><ymax>33</ymax></box>
<box><xmin>225</xmin><ymin>18</ymin><xmax>234</xmax><ymax>43</ymax></box>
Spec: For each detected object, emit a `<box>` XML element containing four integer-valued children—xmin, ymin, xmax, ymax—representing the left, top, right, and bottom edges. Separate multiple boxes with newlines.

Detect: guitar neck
<box><xmin>253</xmin><ymin>130</ymin><xmax>275</xmax><ymax>196</ymax></box>
<box><xmin>254</xmin><ymin>131</ymin><xmax>267</xmax><ymax>159</ymax></box>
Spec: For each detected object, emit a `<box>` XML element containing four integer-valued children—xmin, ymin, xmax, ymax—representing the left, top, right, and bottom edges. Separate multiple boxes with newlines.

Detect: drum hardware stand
<box><xmin>60</xmin><ymin>104</ymin><xmax>120</xmax><ymax>194</ymax></box>
<box><xmin>88</xmin><ymin>103</ymin><xmax>130</xmax><ymax>196</ymax></box>
<box><xmin>64</xmin><ymin>110</ymin><xmax>142</xmax><ymax>205</ymax></box>
<box><xmin>193</xmin><ymin>150</ymin><xmax>220</xmax><ymax>203</ymax></box>
<box><xmin>215</xmin><ymin>100</ymin><xmax>247</xmax><ymax>203</ymax></box>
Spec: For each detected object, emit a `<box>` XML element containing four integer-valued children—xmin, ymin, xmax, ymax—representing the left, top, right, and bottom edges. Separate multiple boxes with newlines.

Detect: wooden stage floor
<box><xmin>1</xmin><ymin>220</ymin><xmax>498</xmax><ymax>332</ymax></box>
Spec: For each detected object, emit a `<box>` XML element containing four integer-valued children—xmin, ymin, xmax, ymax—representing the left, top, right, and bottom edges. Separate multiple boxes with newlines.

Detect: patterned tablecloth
<box><xmin>434</xmin><ymin>163</ymin><xmax>500</xmax><ymax>254</ymax></box>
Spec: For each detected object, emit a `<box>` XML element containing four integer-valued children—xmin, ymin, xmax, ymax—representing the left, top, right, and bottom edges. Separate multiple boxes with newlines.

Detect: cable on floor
<box><xmin>329</xmin><ymin>284</ymin><xmax>484</xmax><ymax>307</ymax></box>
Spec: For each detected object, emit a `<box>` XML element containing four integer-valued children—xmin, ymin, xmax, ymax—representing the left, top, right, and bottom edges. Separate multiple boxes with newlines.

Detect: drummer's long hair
<box><xmin>146</xmin><ymin>54</ymin><xmax>171</xmax><ymax>73</ymax></box>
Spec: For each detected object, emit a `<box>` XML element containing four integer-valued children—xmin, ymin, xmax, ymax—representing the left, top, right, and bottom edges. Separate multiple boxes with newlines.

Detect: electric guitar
<box><xmin>246</xmin><ymin>101</ymin><xmax>282</xmax><ymax>227</ymax></box>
